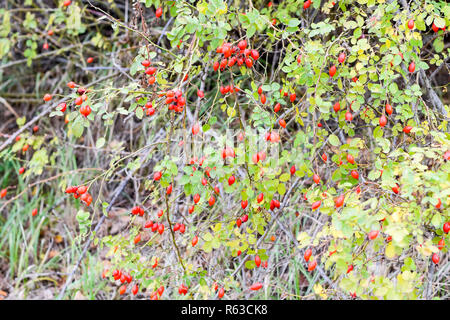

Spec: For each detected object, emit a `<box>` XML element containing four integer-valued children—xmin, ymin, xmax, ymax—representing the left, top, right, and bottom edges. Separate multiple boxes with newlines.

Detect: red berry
<box><xmin>347</xmin><ymin>154</ymin><xmax>355</xmax><ymax>164</ymax></box>
<box><xmin>338</xmin><ymin>52</ymin><xmax>346</xmax><ymax>63</ymax></box>
<box><xmin>408</xmin><ymin>61</ymin><xmax>415</xmax><ymax>73</ymax></box>
<box><xmin>304</xmin><ymin>248</ymin><xmax>312</xmax><ymax>262</ymax></box>
<box><xmin>192</xmin><ymin>235</ymin><xmax>198</xmax><ymax>246</ymax></box>
<box><xmin>257</xmin><ymin>193</ymin><xmax>264</xmax><ymax>203</ymax></box>
<box><xmin>379</xmin><ymin>115</ymin><xmax>387</xmax><ymax>127</ymax></box>
<box><xmin>329</xmin><ymin>65</ymin><xmax>337</xmax><ymax>77</ymax></box>
<box><xmin>313</xmin><ymin>174</ymin><xmax>320</xmax><ymax>184</ymax></box>
<box><xmin>119</xmin><ymin>285</ymin><xmax>126</xmax><ymax>295</ymax></box>
<box><xmin>218</xmin><ymin>288</ymin><xmax>225</xmax><ymax>299</ymax></box>
<box><xmin>403</xmin><ymin>126</ymin><xmax>412</xmax><ymax>134</ymax></box>
<box><xmin>351</xmin><ymin>170</ymin><xmax>359</xmax><ymax>180</ymax></box>
<box><xmin>208</xmin><ymin>196</ymin><xmax>215</xmax><ymax>206</ymax></box>
<box><xmin>311</xmin><ymin>200</ymin><xmax>321</xmax><ymax>210</ymax></box>
<box><xmin>80</xmin><ymin>105</ymin><xmax>91</xmax><ymax>117</ymax></box>
<box><xmin>250</xmin><ymin>282</ymin><xmax>263</xmax><ymax>291</ymax></box>
<box><xmin>303</xmin><ymin>0</ymin><xmax>311</xmax><ymax>9</ymax></box>
<box><xmin>255</xmin><ymin>255</ymin><xmax>261</xmax><ymax>267</ymax></box>
<box><xmin>368</xmin><ymin>230</ymin><xmax>379</xmax><ymax>240</ymax></box>
<box><xmin>334</xmin><ymin>194</ymin><xmax>345</xmax><ymax>208</ymax></box>
<box><xmin>155</xmin><ymin>7</ymin><xmax>163</xmax><ymax>18</ymax></box>
<box><xmin>407</xmin><ymin>19</ymin><xmax>414</xmax><ymax>30</ymax></box>
<box><xmin>197</xmin><ymin>90</ymin><xmax>204</xmax><ymax>98</ymax></box>
<box><xmin>432</xmin><ymin>253</ymin><xmax>440</xmax><ymax>264</ymax></box>
<box><xmin>153</xmin><ymin>171</ymin><xmax>162</xmax><ymax>181</ymax></box>
<box><xmin>32</xmin><ymin>208</ymin><xmax>38</xmax><ymax>217</ymax></box>
<box><xmin>43</xmin><ymin>94</ymin><xmax>52</xmax><ymax>102</ymax></box>
<box><xmin>228</xmin><ymin>175</ymin><xmax>235</xmax><ymax>185</ymax></box>
<box><xmin>345</xmin><ymin>111</ymin><xmax>353</xmax><ymax>121</ymax></box>
<box><xmin>385</xmin><ymin>104</ymin><xmax>393</xmax><ymax>115</ymax></box>
<box><xmin>241</xmin><ymin>200</ymin><xmax>248</xmax><ymax>209</ymax></box>
<box><xmin>443</xmin><ymin>222</ymin><xmax>450</xmax><ymax>234</ymax></box>
<box><xmin>307</xmin><ymin>260</ymin><xmax>317</xmax><ymax>271</ymax></box>
<box><xmin>132</xmin><ymin>284</ymin><xmax>139</xmax><ymax>295</ymax></box>
<box><xmin>333</xmin><ymin>102</ymin><xmax>340</xmax><ymax>112</ymax></box>
<box><xmin>86</xmin><ymin>57</ymin><xmax>94</xmax><ymax>64</ymax></box>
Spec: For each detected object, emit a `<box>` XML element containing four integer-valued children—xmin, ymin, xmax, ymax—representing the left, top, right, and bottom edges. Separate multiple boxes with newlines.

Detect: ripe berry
<box><xmin>132</xmin><ymin>284</ymin><xmax>139</xmax><ymax>295</ymax></box>
<box><xmin>313</xmin><ymin>174</ymin><xmax>320</xmax><ymax>184</ymax></box>
<box><xmin>260</xmin><ymin>94</ymin><xmax>266</xmax><ymax>104</ymax></box>
<box><xmin>403</xmin><ymin>126</ymin><xmax>412</xmax><ymax>134</ymax></box>
<box><xmin>218</xmin><ymin>288</ymin><xmax>225</xmax><ymax>299</ymax></box>
<box><xmin>141</xmin><ymin>60</ymin><xmax>151</xmax><ymax>67</ymax></box>
<box><xmin>134</xmin><ymin>233</ymin><xmax>141</xmax><ymax>244</ymax></box>
<box><xmin>80</xmin><ymin>105</ymin><xmax>91</xmax><ymax>117</ymax></box>
<box><xmin>347</xmin><ymin>264</ymin><xmax>354</xmax><ymax>273</ymax></box>
<box><xmin>274</xmin><ymin>103</ymin><xmax>281</xmax><ymax>112</ymax></box>
<box><xmin>322</xmin><ymin>153</ymin><xmax>327</xmax><ymax>162</ymax></box>
<box><xmin>86</xmin><ymin>57</ymin><xmax>94</xmax><ymax>64</ymax></box>
<box><xmin>338</xmin><ymin>52</ymin><xmax>346</xmax><ymax>63</ymax></box>
<box><xmin>290</xmin><ymin>165</ymin><xmax>296</xmax><ymax>175</ymax></box>
<box><xmin>241</xmin><ymin>200</ymin><xmax>248</xmax><ymax>209</ymax></box>
<box><xmin>119</xmin><ymin>285</ymin><xmax>126</xmax><ymax>295</ymax></box>
<box><xmin>192</xmin><ymin>235</ymin><xmax>198</xmax><ymax>246</ymax></box>
<box><xmin>407</xmin><ymin>19</ymin><xmax>414</xmax><ymax>30</ymax></box>
<box><xmin>432</xmin><ymin>23</ymin><xmax>439</xmax><ymax>33</ymax></box>
<box><xmin>153</xmin><ymin>171</ymin><xmax>162</xmax><ymax>181</ymax></box>
<box><xmin>436</xmin><ymin>198</ymin><xmax>441</xmax><ymax>209</ymax></box>
<box><xmin>333</xmin><ymin>102</ymin><xmax>340</xmax><ymax>112</ymax></box>
<box><xmin>255</xmin><ymin>255</ymin><xmax>261</xmax><ymax>267</ymax></box>
<box><xmin>197</xmin><ymin>90</ymin><xmax>204</xmax><ymax>98</ymax></box>
<box><xmin>307</xmin><ymin>260</ymin><xmax>317</xmax><ymax>271</ymax></box>
<box><xmin>351</xmin><ymin>170</ymin><xmax>359</xmax><ymax>180</ymax></box>
<box><xmin>228</xmin><ymin>175</ymin><xmax>235</xmax><ymax>185</ymax></box>
<box><xmin>345</xmin><ymin>111</ymin><xmax>353</xmax><ymax>121</ymax></box>
<box><xmin>43</xmin><ymin>94</ymin><xmax>52</xmax><ymax>102</ymax></box>
<box><xmin>304</xmin><ymin>248</ymin><xmax>312</xmax><ymax>262</ymax></box>
<box><xmin>166</xmin><ymin>184</ymin><xmax>172</xmax><ymax>195</ymax></box>
<box><xmin>290</xmin><ymin>93</ymin><xmax>296</xmax><ymax>103</ymax></box>
<box><xmin>19</xmin><ymin>167</ymin><xmax>25</xmax><ymax>175</ymax></box>
<box><xmin>303</xmin><ymin>0</ymin><xmax>311</xmax><ymax>9</ymax></box>
<box><xmin>334</xmin><ymin>194</ymin><xmax>345</xmax><ymax>208</ymax></box>
<box><xmin>32</xmin><ymin>208</ymin><xmax>38</xmax><ymax>217</ymax></box>
<box><xmin>238</xmin><ymin>40</ymin><xmax>247</xmax><ymax>51</ymax></box>
<box><xmin>63</xmin><ymin>0</ymin><xmax>71</xmax><ymax>6</ymax></box>
<box><xmin>279</xmin><ymin>118</ymin><xmax>286</xmax><ymax>128</ymax></box>
<box><xmin>392</xmin><ymin>184</ymin><xmax>400</xmax><ymax>194</ymax></box>
<box><xmin>311</xmin><ymin>200</ymin><xmax>321</xmax><ymax>210</ymax></box>
<box><xmin>329</xmin><ymin>65</ymin><xmax>337</xmax><ymax>77</ymax></box>
<box><xmin>347</xmin><ymin>154</ymin><xmax>355</xmax><ymax>164</ymax></box>
<box><xmin>245</xmin><ymin>58</ymin><xmax>253</xmax><ymax>68</ymax></box>
<box><xmin>251</xmin><ymin>49</ymin><xmax>260</xmax><ymax>60</ymax></box>
<box><xmin>257</xmin><ymin>193</ymin><xmax>264</xmax><ymax>203</ymax></box>
<box><xmin>438</xmin><ymin>238</ymin><xmax>445</xmax><ymax>250</ymax></box>
<box><xmin>385</xmin><ymin>104</ymin><xmax>393</xmax><ymax>115</ymax></box>
<box><xmin>432</xmin><ymin>253</ymin><xmax>440</xmax><ymax>265</ymax></box>
<box><xmin>443</xmin><ymin>222</ymin><xmax>450</xmax><ymax>234</ymax></box>
<box><xmin>379</xmin><ymin>115</ymin><xmax>387</xmax><ymax>127</ymax></box>
<box><xmin>408</xmin><ymin>61</ymin><xmax>415</xmax><ymax>73</ymax></box>
<box><xmin>250</xmin><ymin>283</ymin><xmax>263</xmax><ymax>291</ymax></box>
<box><xmin>368</xmin><ymin>230</ymin><xmax>379</xmax><ymax>240</ymax></box>
<box><xmin>192</xmin><ymin>123</ymin><xmax>200</xmax><ymax>135</ymax></box>
<box><xmin>155</xmin><ymin>7</ymin><xmax>163</xmax><ymax>18</ymax></box>
<box><xmin>208</xmin><ymin>196</ymin><xmax>215</xmax><ymax>206</ymax></box>
<box><xmin>157</xmin><ymin>224</ymin><xmax>164</xmax><ymax>235</ymax></box>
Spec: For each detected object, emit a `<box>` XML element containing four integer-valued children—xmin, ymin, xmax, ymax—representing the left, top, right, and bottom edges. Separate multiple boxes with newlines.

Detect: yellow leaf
<box><xmin>385</xmin><ymin>242</ymin><xmax>396</xmax><ymax>259</ymax></box>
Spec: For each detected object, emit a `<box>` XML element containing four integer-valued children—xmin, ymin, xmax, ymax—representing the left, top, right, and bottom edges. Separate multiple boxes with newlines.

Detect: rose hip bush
<box><xmin>0</xmin><ymin>0</ymin><xmax>449</xmax><ymax>300</ymax></box>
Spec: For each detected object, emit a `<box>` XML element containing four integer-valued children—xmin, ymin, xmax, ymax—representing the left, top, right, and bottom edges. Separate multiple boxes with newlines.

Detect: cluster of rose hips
<box><xmin>162</xmin><ymin>89</ymin><xmax>186</xmax><ymax>113</ymax></box>
<box><xmin>65</xmin><ymin>185</ymin><xmax>92</xmax><ymax>206</ymax></box>
<box><xmin>219</xmin><ymin>83</ymin><xmax>240</xmax><ymax>95</ymax></box>
<box><xmin>212</xmin><ymin>40</ymin><xmax>260</xmax><ymax>71</ymax></box>
<box><xmin>141</xmin><ymin>59</ymin><xmax>157</xmax><ymax>86</ymax></box>
<box><xmin>178</xmin><ymin>283</ymin><xmax>188</xmax><ymax>295</ymax></box>
<box><xmin>105</xmin><ymin>269</ymin><xmax>142</xmax><ymax>297</ymax></box>
<box><xmin>63</xmin><ymin>83</ymin><xmax>92</xmax><ymax>117</ymax></box>
<box><xmin>144</xmin><ymin>220</ymin><xmax>165</xmax><ymax>235</ymax></box>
